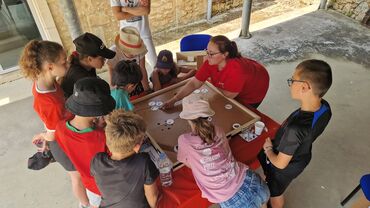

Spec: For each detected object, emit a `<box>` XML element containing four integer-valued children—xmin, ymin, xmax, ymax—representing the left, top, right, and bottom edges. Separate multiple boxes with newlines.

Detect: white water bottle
<box><xmin>158</xmin><ymin>153</ymin><xmax>173</xmax><ymax>187</ymax></box>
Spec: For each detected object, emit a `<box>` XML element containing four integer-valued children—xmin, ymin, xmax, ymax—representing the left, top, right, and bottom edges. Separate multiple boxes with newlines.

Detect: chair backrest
<box><xmin>180</xmin><ymin>34</ymin><xmax>212</xmax><ymax>52</ymax></box>
<box><xmin>360</xmin><ymin>174</ymin><xmax>370</xmax><ymax>200</ymax></box>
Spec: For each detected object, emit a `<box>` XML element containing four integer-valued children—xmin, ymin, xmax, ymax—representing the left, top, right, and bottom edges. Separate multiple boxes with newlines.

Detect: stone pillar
<box><xmin>58</xmin><ymin>0</ymin><xmax>83</xmax><ymax>40</ymax></box>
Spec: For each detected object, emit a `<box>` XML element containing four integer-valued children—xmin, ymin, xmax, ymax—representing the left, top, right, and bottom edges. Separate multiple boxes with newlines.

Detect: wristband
<box><xmin>264</xmin><ymin>146</ymin><xmax>273</xmax><ymax>152</ymax></box>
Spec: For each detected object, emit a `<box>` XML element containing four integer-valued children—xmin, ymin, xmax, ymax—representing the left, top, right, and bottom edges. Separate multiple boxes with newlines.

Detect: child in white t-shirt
<box><xmin>110</xmin><ymin>0</ymin><xmax>157</xmax><ymax>68</ymax></box>
<box><xmin>107</xmin><ymin>27</ymin><xmax>150</xmax><ymax>96</ymax></box>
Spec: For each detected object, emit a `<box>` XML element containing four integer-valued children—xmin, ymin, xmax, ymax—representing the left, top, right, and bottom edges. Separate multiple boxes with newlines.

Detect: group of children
<box><xmin>20</xmin><ymin>28</ymin><xmax>333</xmax><ymax>208</ymax></box>
<box><xmin>20</xmin><ymin>37</ymin><xmax>158</xmax><ymax>207</ymax></box>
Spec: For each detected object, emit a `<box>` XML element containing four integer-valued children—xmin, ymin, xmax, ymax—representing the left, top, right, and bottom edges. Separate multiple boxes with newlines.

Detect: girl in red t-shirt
<box><xmin>19</xmin><ymin>40</ymin><xmax>90</xmax><ymax>207</ymax></box>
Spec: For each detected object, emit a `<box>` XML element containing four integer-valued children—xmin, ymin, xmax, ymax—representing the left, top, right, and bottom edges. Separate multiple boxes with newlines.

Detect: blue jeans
<box><xmin>219</xmin><ymin>170</ymin><xmax>270</xmax><ymax>208</ymax></box>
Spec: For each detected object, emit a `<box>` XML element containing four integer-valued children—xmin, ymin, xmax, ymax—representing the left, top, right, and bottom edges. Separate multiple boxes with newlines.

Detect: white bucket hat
<box><xmin>115</xmin><ymin>26</ymin><xmax>147</xmax><ymax>56</ymax></box>
<box><xmin>179</xmin><ymin>94</ymin><xmax>215</xmax><ymax>120</ymax></box>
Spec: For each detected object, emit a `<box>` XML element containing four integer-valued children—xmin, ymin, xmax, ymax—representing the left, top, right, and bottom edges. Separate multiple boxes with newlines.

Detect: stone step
<box><xmin>0</xmin><ymin>35</ymin><xmax>26</xmax><ymax>54</ymax></box>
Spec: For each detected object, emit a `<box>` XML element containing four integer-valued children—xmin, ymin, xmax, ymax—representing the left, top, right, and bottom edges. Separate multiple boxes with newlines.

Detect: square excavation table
<box><xmin>132</xmin><ymin>79</ymin><xmax>260</xmax><ymax>168</ymax></box>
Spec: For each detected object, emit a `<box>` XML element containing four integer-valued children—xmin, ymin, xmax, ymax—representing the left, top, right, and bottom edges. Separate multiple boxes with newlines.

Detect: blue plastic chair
<box><xmin>341</xmin><ymin>174</ymin><xmax>370</xmax><ymax>205</ymax></box>
<box><xmin>180</xmin><ymin>34</ymin><xmax>212</xmax><ymax>52</ymax></box>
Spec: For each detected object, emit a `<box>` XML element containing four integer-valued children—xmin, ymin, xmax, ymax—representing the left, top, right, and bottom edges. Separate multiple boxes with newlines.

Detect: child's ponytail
<box><xmin>191</xmin><ymin>117</ymin><xmax>215</xmax><ymax>145</ymax></box>
<box><xmin>19</xmin><ymin>40</ymin><xmax>64</xmax><ymax>80</ymax></box>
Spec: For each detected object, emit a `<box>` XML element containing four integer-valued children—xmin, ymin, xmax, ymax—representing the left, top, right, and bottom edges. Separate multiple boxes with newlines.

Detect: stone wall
<box><xmin>212</xmin><ymin>0</ymin><xmax>243</xmax><ymax>15</ymax></box>
<box><xmin>45</xmin><ymin>0</ymin><xmax>240</xmax><ymax>53</ymax></box>
<box><xmin>328</xmin><ymin>0</ymin><xmax>370</xmax><ymax>21</ymax></box>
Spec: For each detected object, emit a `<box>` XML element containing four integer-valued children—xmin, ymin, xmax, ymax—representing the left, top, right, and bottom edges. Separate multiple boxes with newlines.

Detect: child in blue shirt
<box><xmin>111</xmin><ymin>60</ymin><xmax>142</xmax><ymax>111</ymax></box>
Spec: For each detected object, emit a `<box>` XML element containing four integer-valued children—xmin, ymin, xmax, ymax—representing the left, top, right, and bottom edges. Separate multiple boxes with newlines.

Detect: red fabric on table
<box><xmin>130</xmin><ymin>91</ymin><xmax>149</xmax><ymax>101</ymax></box>
<box><xmin>229</xmin><ymin>108</ymin><xmax>280</xmax><ymax>169</ymax></box>
<box><xmin>157</xmin><ymin>167</ymin><xmax>212</xmax><ymax>208</ymax></box>
<box><xmin>157</xmin><ymin>109</ymin><xmax>280</xmax><ymax>208</ymax></box>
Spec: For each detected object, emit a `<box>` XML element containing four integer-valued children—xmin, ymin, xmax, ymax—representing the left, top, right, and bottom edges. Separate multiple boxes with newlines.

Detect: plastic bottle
<box><xmin>158</xmin><ymin>153</ymin><xmax>173</xmax><ymax>187</ymax></box>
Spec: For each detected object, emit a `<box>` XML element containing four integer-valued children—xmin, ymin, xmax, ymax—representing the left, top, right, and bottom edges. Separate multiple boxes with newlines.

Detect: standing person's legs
<box><xmin>69</xmin><ymin>171</ymin><xmax>90</xmax><ymax>207</ymax></box>
<box><xmin>257</xmin><ymin>151</ymin><xmax>291</xmax><ymax>208</ymax></box>
<box><xmin>141</xmin><ymin>36</ymin><xmax>157</xmax><ymax>71</ymax></box>
<box><xmin>49</xmin><ymin>141</ymin><xmax>89</xmax><ymax>206</ymax></box>
<box><xmin>270</xmin><ymin>195</ymin><xmax>284</xmax><ymax>208</ymax></box>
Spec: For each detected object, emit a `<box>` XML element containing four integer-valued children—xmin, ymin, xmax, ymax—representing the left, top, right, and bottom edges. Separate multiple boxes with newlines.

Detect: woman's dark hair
<box><xmin>112</xmin><ymin>60</ymin><xmax>143</xmax><ymax>87</ymax></box>
<box><xmin>19</xmin><ymin>40</ymin><xmax>64</xmax><ymax>80</ymax></box>
<box><xmin>68</xmin><ymin>51</ymin><xmax>98</xmax><ymax>66</ymax></box>
<box><xmin>191</xmin><ymin>117</ymin><xmax>215</xmax><ymax>145</ymax></box>
<box><xmin>210</xmin><ymin>35</ymin><xmax>241</xmax><ymax>59</ymax></box>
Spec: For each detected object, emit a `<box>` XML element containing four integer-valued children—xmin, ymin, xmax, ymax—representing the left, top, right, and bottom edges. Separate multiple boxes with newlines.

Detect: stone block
<box><xmin>87</xmin><ymin>14</ymin><xmax>111</xmax><ymax>27</ymax></box>
<box><xmin>354</xmin><ymin>1</ymin><xmax>369</xmax><ymax>19</ymax></box>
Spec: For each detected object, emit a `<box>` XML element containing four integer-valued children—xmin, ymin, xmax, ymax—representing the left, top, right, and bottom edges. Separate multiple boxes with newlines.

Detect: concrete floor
<box><xmin>238</xmin><ymin>10</ymin><xmax>370</xmax><ymax>208</ymax></box>
<box><xmin>0</xmin><ymin>9</ymin><xmax>369</xmax><ymax>208</ymax></box>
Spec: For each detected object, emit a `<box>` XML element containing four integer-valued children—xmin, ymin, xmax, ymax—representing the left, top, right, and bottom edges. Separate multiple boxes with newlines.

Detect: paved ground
<box><xmin>0</xmin><ymin>8</ymin><xmax>369</xmax><ymax>208</ymax></box>
<box><xmin>239</xmin><ymin>10</ymin><xmax>370</xmax><ymax>208</ymax></box>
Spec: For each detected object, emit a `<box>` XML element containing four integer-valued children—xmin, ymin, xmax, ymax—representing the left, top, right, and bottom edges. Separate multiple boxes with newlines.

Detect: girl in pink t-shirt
<box><xmin>177</xmin><ymin>94</ymin><xmax>269</xmax><ymax>208</ymax></box>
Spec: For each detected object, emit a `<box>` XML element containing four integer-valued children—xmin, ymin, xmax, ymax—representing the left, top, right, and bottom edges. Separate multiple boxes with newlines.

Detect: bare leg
<box><xmin>68</xmin><ymin>171</ymin><xmax>89</xmax><ymax>206</ymax></box>
<box><xmin>261</xmin><ymin>203</ymin><xmax>268</xmax><ymax>208</ymax></box>
<box><xmin>270</xmin><ymin>195</ymin><xmax>284</xmax><ymax>208</ymax></box>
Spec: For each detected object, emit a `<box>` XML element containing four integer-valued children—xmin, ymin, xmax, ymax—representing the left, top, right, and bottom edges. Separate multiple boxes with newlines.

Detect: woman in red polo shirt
<box><xmin>164</xmin><ymin>35</ymin><xmax>269</xmax><ymax>109</ymax></box>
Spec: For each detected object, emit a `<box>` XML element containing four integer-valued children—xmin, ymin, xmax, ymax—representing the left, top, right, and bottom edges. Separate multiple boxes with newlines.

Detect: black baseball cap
<box><xmin>73</xmin><ymin>32</ymin><xmax>116</xmax><ymax>59</ymax></box>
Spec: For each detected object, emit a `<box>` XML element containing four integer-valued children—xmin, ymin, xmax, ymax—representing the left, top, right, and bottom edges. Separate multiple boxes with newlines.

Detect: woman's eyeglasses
<box><xmin>204</xmin><ymin>49</ymin><xmax>222</xmax><ymax>57</ymax></box>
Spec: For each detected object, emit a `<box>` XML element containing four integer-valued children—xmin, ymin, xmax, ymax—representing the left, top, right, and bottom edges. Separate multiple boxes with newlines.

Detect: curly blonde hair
<box><xmin>19</xmin><ymin>40</ymin><xmax>64</xmax><ymax>80</ymax></box>
<box><xmin>105</xmin><ymin>109</ymin><xmax>147</xmax><ymax>154</ymax></box>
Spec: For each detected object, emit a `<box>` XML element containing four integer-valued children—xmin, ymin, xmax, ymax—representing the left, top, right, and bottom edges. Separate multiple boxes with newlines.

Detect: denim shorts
<box><xmin>219</xmin><ymin>169</ymin><xmax>270</xmax><ymax>208</ymax></box>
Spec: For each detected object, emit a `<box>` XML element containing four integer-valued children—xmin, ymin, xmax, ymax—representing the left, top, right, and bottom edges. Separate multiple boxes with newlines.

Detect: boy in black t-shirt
<box><xmin>258</xmin><ymin>59</ymin><xmax>332</xmax><ymax>208</ymax></box>
<box><xmin>90</xmin><ymin>109</ymin><xmax>159</xmax><ymax>208</ymax></box>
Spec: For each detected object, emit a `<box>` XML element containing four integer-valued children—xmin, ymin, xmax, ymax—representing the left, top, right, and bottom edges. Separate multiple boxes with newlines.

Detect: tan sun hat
<box><xmin>115</xmin><ymin>26</ymin><xmax>147</xmax><ymax>56</ymax></box>
<box><xmin>179</xmin><ymin>94</ymin><xmax>215</xmax><ymax>120</ymax></box>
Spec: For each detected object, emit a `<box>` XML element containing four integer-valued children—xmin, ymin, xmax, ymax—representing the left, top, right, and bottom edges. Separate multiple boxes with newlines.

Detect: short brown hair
<box><xmin>296</xmin><ymin>59</ymin><xmax>332</xmax><ymax>97</ymax></box>
<box><xmin>105</xmin><ymin>109</ymin><xmax>146</xmax><ymax>154</ymax></box>
<box><xmin>19</xmin><ymin>40</ymin><xmax>64</xmax><ymax>80</ymax></box>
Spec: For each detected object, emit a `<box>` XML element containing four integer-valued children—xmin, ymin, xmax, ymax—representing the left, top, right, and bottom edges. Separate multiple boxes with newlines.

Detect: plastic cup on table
<box><xmin>254</xmin><ymin>121</ymin><xmax>265</xmax><ymax>135</ymax></box>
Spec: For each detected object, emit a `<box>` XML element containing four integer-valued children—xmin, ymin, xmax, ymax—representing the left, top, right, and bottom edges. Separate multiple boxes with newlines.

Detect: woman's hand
<box><xmin>162</xmin><ymin>97</ymin><xmax>177</xmax><ymax>110</ymax></box>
